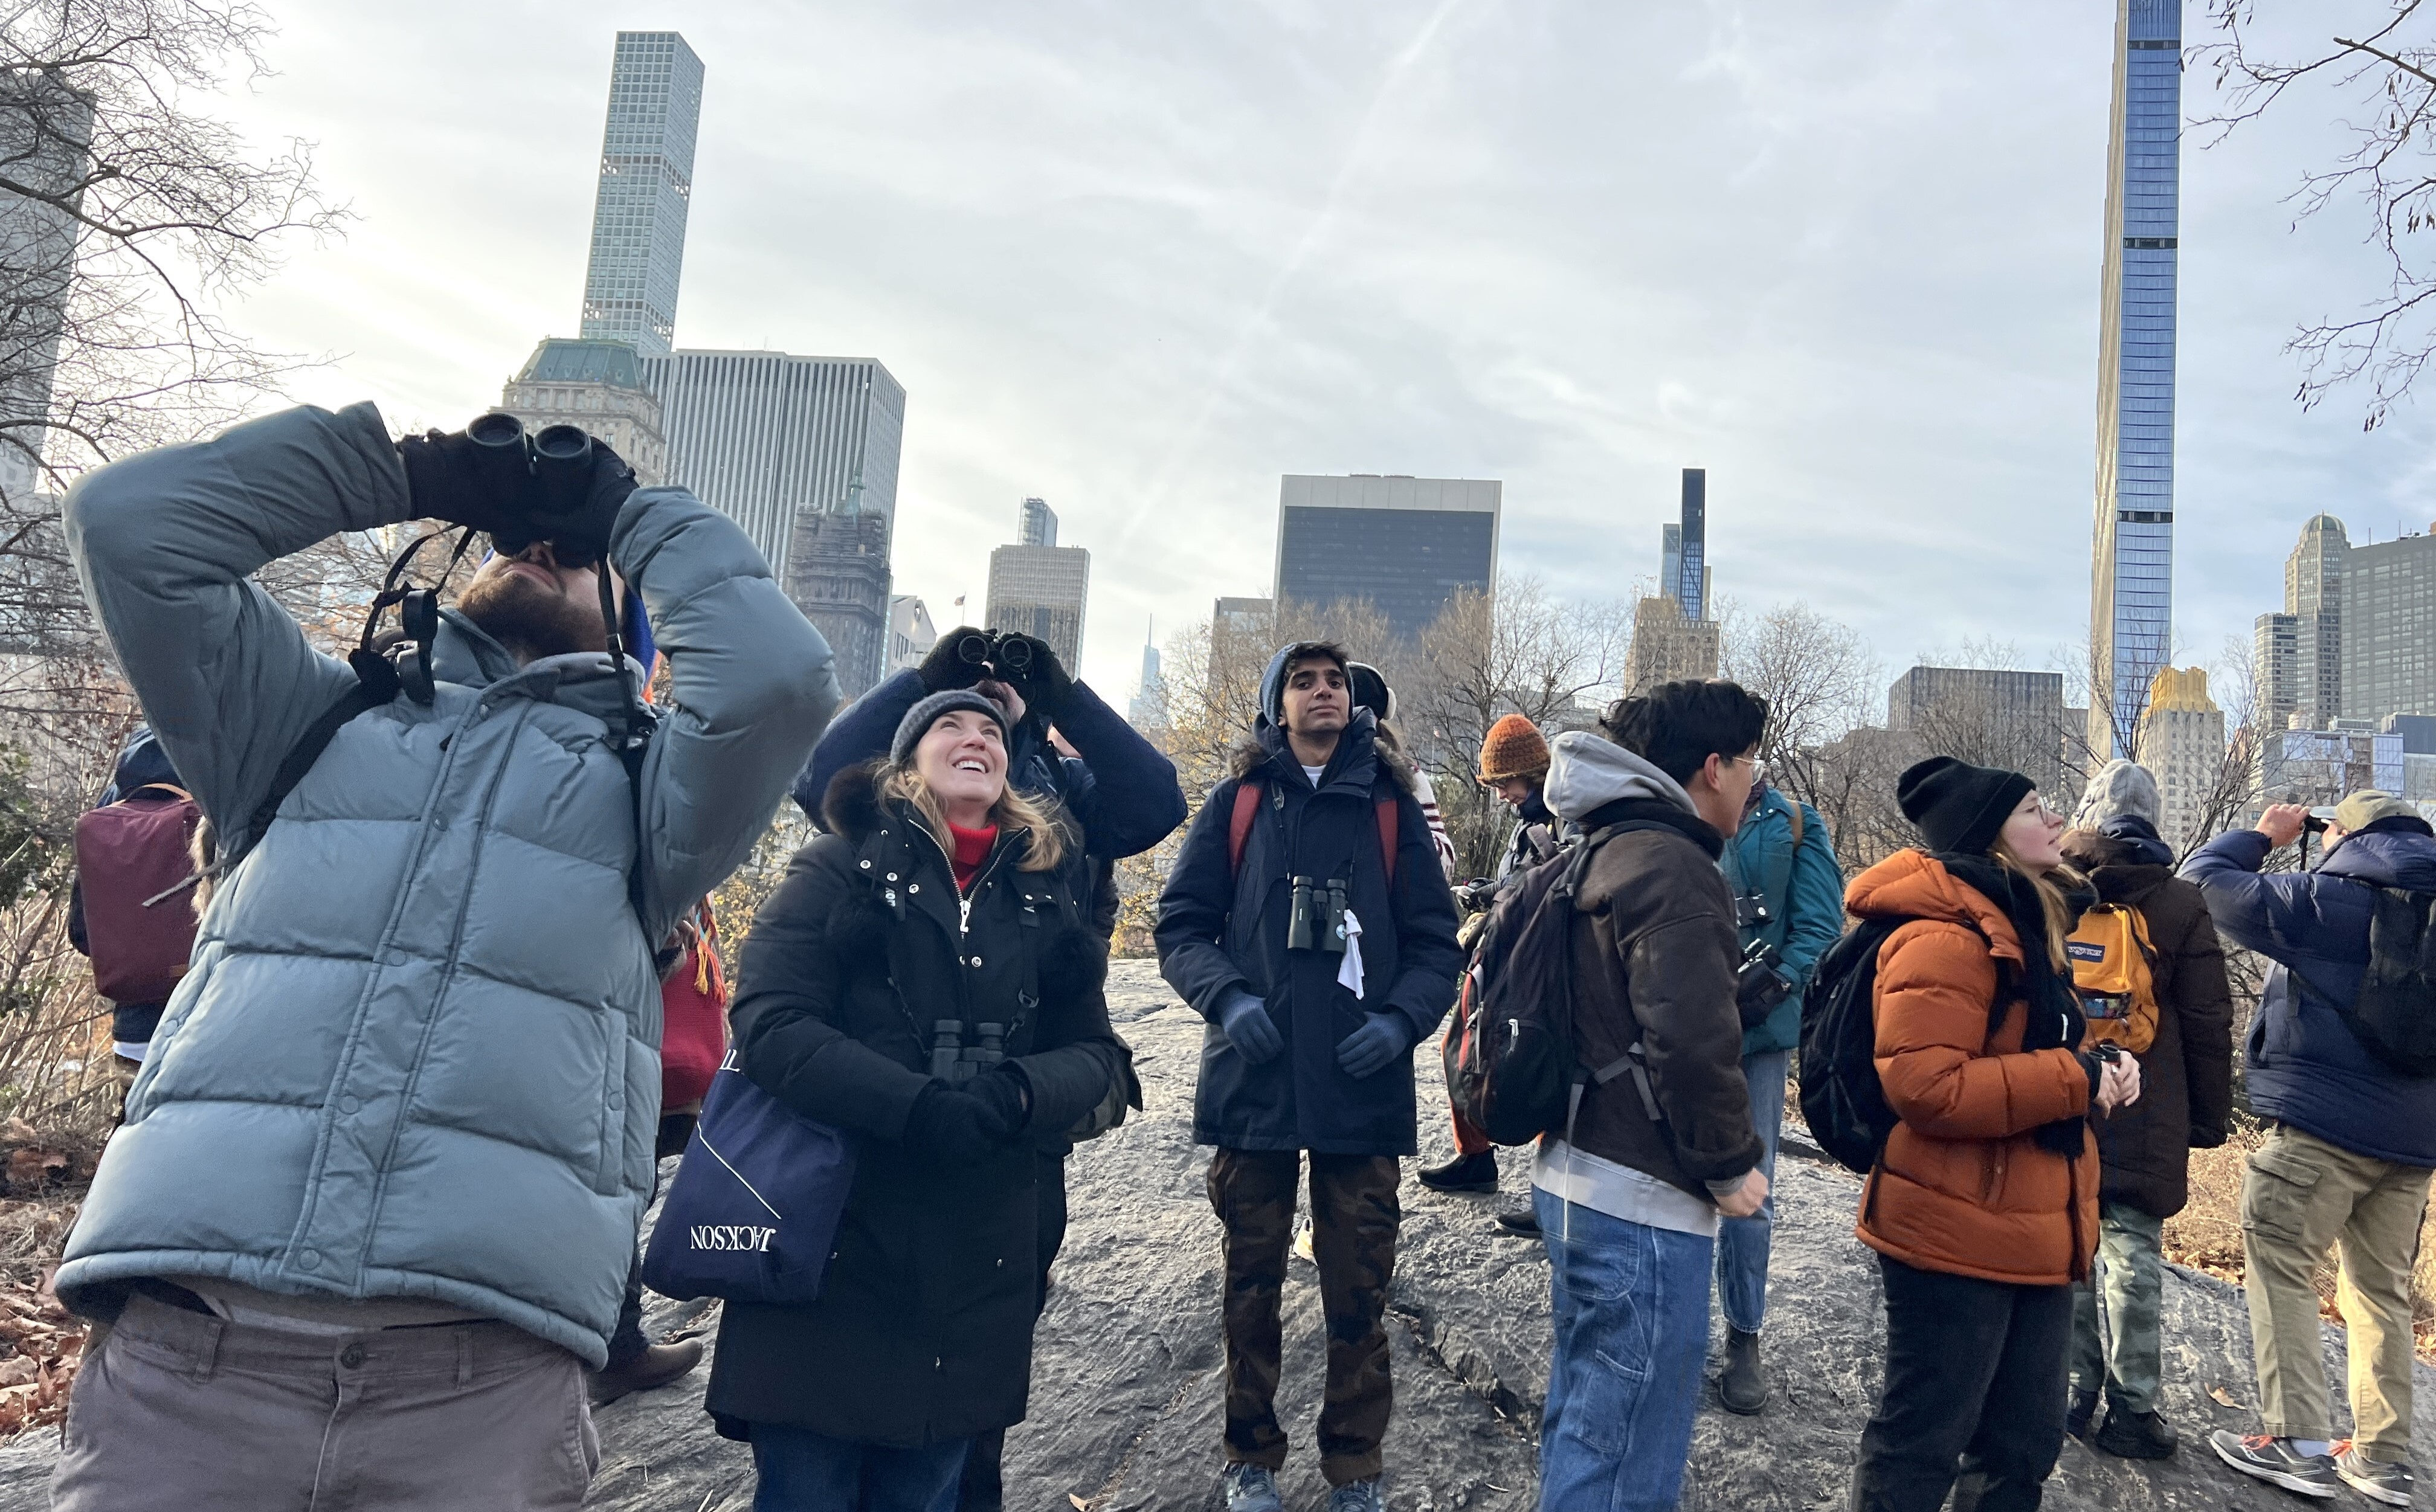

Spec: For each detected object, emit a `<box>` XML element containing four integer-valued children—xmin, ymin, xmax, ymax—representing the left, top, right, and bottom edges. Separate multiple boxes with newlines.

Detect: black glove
<box><xmin>396</xmin><ymin>429</ymin><xmax>521</xmax><ymax>536</ymax></box>
<box><xmin>992</xmin><ymin>632</ymin><xmax>1073</xmax><ymax>719</ymax></box>
<box><xmin>967</xmin><ymin>1064</ymin><xmax>1032</xmax><ymax>1137</ymax></box>
<box><xmin>905</xmin><ymin>1083</ymin><xmax>1011</xmax><ymax>1166</ymax></box>
<box><xmin>918</xmin><ymin>626</ymin><xmax>990</xmax><ymax>694</ymax></box>
<box><xmin>503</xmin><ymin>436</ymin><xmax>637</xmax><ymax>568</ymax></box>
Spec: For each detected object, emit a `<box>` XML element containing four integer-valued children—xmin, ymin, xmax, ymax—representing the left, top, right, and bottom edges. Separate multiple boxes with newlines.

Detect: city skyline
<box><xmin>204</xmin><ymin>5</ymin><xmax>2436</xmax><ymax>691</ymax></box>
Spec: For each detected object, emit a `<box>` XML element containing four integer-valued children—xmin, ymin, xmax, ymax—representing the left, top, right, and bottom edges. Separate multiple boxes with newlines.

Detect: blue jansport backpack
<box><xmin>642</xmin><ymin>1052</ymin><xmax>856</xmax><ymax>1306</ymax></box>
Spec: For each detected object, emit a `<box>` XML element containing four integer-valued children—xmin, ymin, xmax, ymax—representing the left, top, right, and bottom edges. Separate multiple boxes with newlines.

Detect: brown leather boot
<box><xmin>589</xmin><ymin>1337</ymin><xmax>704</xmax><ymax>1406</ymax></box>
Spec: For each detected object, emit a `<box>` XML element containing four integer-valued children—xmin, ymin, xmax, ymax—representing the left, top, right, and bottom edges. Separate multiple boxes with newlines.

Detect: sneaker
<box><xmin>1417</xmin><ymin>1151</ymin><xmax>1500</xmax><ymax>1193</ymax></box>
<box><xmin>1326</xmin><ymin>1477</ymin><xmax>1385</xmax><ymax>1512</ymax></box>
<box><xmin>2333</xmin><ymin>1441</ymin><xmax>2414</xmax><ymax>1507</ymax></box>
<box><xmin>2208</xmin><ymin>1432</ymin><xmax>2339</xmax><ymax>1498</ymax></box>
<box><xmin>1495</xmin><ymin>1208</ymin><xmax>1541</xmax><ymax>1237</ymax></box>
<box><xmin>2092</xmin><ymin>1403</ymin><xmax>2177</xmax><ymax>1459</ymax></box>
<box><xmin>588</xmin><ymin>1337</ymin><xmax>703</xmax><ymax>1406</ymax></box>
<box><xmin>1222</xmin><ymin>1463</ymin><xmax>1284</xmax><ymax>1512</ymax></box>
<box><xmin>1718</xmin><ymin>1327</ymin><xmax>1767</xmax><ymax>1415</ymax></box>
<box><xmin>2065</xmin><ymin>1388</ymin><xmax>2098</xmax><ymax>1440</ymax></box>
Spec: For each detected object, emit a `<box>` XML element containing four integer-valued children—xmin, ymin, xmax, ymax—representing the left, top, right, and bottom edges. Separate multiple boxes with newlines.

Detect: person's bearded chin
<box><xmin>456</xmin><ymin>568</ymin><xmax>607</xmax><ymax>663</ymax></box>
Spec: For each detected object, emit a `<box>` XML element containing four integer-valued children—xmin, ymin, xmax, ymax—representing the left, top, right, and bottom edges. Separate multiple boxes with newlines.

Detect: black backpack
<box><xmin>1796</xmin><ymin>918</ymin><xmax>1907</xmax><ymax>1174</ymax></box>
<box><xmin>2310</xmin><ymin>886</ymin><xmax>2436</xmax><ymax>1078</ymax></box>
<box><xmin>1443</xmin><ymin>820</ymin><xmax>1670</xmax><ymax>1147</ymax></box>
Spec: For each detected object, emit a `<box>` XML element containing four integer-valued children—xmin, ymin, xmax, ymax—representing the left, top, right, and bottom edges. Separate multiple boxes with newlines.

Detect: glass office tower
<box><xmin>580</xmin><ymin>32</ymin><xmax>703</xmax><ymax>356</ymax></box>
<box><xmin>2087</xmin><ymin>0</ymin><xmax>2181</xmax><ymax>757</ymax></box>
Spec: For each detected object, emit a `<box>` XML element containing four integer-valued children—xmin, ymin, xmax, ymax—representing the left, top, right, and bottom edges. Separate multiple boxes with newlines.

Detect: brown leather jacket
<box><xmin>1850</xmin><ymin>851</ymin><xmax>2099</xmax><ymax>1285</ymax></box>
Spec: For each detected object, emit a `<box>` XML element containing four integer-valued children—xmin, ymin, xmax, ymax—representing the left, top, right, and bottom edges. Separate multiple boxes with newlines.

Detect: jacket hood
<box><xmin>1542</xmin><ymin>730</ymin><xmax>1695</xmax><ymax>825</ymax></box>
<box><xmin>106</xmin><ymin>727</ymin><xmax>178</xmax><ymax>799</ymax></box>
<box><xmin>2063</xmin><ymin>816</ymin><xmax>2174</xmax><ymax>872</ymax></box>
<box><xmin>1846</xmin><ymin>849</ymin><xmax>2025</xmax><ymax>964</ymax></box>
<box><xmin>821</xmin><ymin>759</ymin><xmax>889</xmax><ymax>840</ymax></box>
<box><xmin>2321</xmin><ymin>825</ymin><xmax>2436</xmax><ymax>892</ymax></box>
<box><xmin>1226</xmin><ymin>708</ymin><xmax>1408</xmax><ymax>794</ymax></box>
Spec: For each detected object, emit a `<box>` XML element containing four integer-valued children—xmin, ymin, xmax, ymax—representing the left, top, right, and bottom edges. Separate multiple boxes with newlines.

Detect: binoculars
<box><xmin>931</xmin><ymin>1020</ymin><xmax>1008</xmax><ymax>1085</ymax></box>
<box><xmin>466</xmin><ymin>412</ymin><xmax>599</xmax><ymax>552</ymax></box>
<box><xmin>1287</xmin><ymin>875</ymin><xmax>1351</xmax><ymax>954</ymax></box>
<box><xmin>1735</xmin><ymin>937</ymin><xmax>1789</xmax><ymax>1024</ymax></box>
<box><xmin>951</xmin><ymin>629</ymin><xmax>1034</xmax><ymax>675</ymax></box>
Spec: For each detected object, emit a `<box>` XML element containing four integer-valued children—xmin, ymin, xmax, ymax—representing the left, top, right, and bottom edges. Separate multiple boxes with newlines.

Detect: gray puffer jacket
<box><xmin>56</xmin><ymin>402</ymin><xmax>839</xmax><ymax>1365</ymax></box>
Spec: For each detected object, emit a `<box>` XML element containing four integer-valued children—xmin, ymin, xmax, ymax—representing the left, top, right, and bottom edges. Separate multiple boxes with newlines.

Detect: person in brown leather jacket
<box><xmin>2059</xmin><ymin>759</ymin><xmax>2234</xmax><ymax>1462</ymax></box>
<box><xmin>1848</xmin><ymin>756</ymin><xmax>2140</xmax><ymax>1512</ymax></box>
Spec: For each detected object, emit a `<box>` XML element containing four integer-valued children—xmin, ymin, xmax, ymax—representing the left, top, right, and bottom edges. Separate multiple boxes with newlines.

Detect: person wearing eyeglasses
<box><xmin>1847</xmin><ymin>758</ymin><xmax>2138</xmax><ymax>1512</ymax></box>
<box><xmin>1707</xmin><ymin>746</ymin><xmax>1841</xmax><ymax>1414</ymax></box>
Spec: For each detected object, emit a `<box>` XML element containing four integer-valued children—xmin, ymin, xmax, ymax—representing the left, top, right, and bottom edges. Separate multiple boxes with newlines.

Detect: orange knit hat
<box><xmin>1477</xmin><ymin>713</ymin><xmax>1551</xmax><ymax>783</ymax></box>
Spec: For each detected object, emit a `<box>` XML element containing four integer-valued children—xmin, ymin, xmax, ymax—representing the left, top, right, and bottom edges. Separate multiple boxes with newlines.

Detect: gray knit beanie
<box><xmin>2069</xmin><ymin>758</ymin><xmax>2162</xmax><ymax>831</ymax></box>
<box><xmin>891</xmin><ymin>690</ymin><xmax>1011</xmax><ymax>767</ymax></box>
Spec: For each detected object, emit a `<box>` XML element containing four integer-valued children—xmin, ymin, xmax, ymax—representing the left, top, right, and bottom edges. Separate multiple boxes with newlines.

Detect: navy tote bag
<box><xmin>642</xmin><ymin>1052</ymin><xmax>856</xmax><ymax>1306</ymax></box>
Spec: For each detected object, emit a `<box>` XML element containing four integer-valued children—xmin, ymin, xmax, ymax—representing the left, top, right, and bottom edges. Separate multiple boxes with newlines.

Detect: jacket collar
<box><xmin>1251</xmin><ymin>712</ymin><xmax>1381</xmax><ymax>797</ymax></box>
<box><xmin>1846</xmin><ymin>849</ymin><xmax>2026</xmax><ymax>964</ymax></box>
<box><xmin>1577</xmin><ymin>796</ymin><xmax>1724</xmax><ymax>858</ymax></box>
<box><xmin>429</xmin><ymin>606</ymin><xmax>644</xmax><ymax>726</ymax></box>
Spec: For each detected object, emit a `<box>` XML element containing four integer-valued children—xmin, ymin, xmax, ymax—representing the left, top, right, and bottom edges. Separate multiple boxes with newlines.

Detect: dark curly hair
<box><xmin>1598</xmin><ymin>680</ymin><xmax>1770</xmax><ymax>785</ymax></box>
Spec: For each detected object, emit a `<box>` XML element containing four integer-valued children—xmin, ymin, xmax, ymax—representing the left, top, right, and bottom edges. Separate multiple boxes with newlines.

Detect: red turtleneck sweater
<box><xmin>948</xmin><ymin>822</ymin><xmax>999</xmax><ymax>892</ymax></box>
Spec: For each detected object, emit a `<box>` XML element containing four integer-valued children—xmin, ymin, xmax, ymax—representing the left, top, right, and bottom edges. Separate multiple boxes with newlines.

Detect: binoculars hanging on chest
<box><xmin>1287</xmin><ymin>876</ymin><xmax>1351</xmax><ymax>955</ymax></box>
<box><xmin>932</xmin><ymin>1020</ymin><xmax>1007</xmax><ymax>1084</ymax></box>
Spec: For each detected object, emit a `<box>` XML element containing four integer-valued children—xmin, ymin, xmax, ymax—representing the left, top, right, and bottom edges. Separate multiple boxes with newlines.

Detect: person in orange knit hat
<box><xmin>1417</xmin><ymin>714</ymin><xmax>1557</xmax><ymax>1212</ymax></box>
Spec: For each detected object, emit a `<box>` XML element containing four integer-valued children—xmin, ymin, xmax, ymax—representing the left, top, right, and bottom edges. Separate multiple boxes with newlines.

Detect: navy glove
<box><xmin>967</xmin><ymin>1064</ymin><xmax>1032</xmax><ymax>1138</ymax></box>
<box><xmin>1336</xmin><ymin>1012</ymin><xmax>1411</xmax><ymax>1079</ymax></box>
<box><xmin>918</xmin><ymin>626</ymin><xmax>990</xmax><ymax>695</ymax></box>
<box><xmin>993</xmin><ymin>631</ymin><xmax>1074</xmax><ymax>719</ymax></box>
<box><xmin>397</xmin><ymin>429</ymin><xmax>520</xmax><ymax>536</ymax></box>
<box><xmin>906</xmin><ymin>1084</ymin><xmax>1014</xmax><ymax>1165</ymax></box>
<box><xmin>1216</xmin><ymin>988</ymin><xmax>1283</xmax><ymax>1064</ymax></box>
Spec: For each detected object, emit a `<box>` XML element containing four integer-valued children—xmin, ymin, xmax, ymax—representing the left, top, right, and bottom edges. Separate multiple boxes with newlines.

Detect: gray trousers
<box><xmin>53</xmin><ymin>1291</ymin><xmax>599</xmax><ymax>1511</ymax></box>
<box><xmin>2068</xmin><ymin>1202</ymin><xmax>2165</xmax><ymax>1414</ymax></box>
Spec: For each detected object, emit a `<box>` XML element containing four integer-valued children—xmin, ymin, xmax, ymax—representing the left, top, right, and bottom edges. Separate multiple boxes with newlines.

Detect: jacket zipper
<box><xmin>907</xmin><ymin>824</ymin><xmax>1014</xmax><ymax>942</ymax></box>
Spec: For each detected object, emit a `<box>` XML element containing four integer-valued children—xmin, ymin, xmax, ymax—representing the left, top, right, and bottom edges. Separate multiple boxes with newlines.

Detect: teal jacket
<box><xmin>1719</xmin><ymin>786</ymin><xmax>1842</xmax><ymax>1057</ymax></box>
<box><xmin>56</xmin><ymin>402</ymin><xmax>838</xmax><ymax>1365</ymax></box>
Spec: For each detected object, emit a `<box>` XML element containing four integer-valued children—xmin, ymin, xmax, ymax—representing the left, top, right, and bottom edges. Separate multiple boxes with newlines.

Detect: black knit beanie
<box><xmin>891</xmin><ymin>690</ymin><xmax>1011</xmax><ymax>767</ymax></box>
<box><xmin>1897</xmin><ymin>755</ymin><xmax>2035</xmax><ymax>857</ymax></box>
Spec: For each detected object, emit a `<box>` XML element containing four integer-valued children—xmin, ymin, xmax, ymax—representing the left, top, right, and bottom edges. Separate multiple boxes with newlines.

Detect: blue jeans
<box><xmin>1533</xmin><ymin>1187</ymin><xmax>1715</xmax><ymax>1512</ymax></box>
<box><xmin>1714</xmin><ymin>1048</ymin><xmax>1787</xmax><ymax>1335</ymax></box>
<box><xmin>747</xmin><ymin>1423</ymin><xmax>969</xmax><ymax>1512</ymax></box>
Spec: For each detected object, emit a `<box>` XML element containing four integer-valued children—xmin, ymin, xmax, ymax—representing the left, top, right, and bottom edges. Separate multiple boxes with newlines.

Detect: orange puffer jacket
<box><xmin>1849</xmin><ymin>850</ymin><xmax>2098</xmax><ymax>1286</ymax></box>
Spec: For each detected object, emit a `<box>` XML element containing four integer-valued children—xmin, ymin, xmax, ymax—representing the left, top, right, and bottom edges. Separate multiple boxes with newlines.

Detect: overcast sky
<box><xmin>205</xmin><ymin>1</ymin><xmax>2436</xmax><ymax>701</ymax></box>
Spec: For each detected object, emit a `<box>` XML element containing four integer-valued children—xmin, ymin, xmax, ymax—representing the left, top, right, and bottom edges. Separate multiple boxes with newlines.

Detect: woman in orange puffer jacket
<box><xmin>1847</xmin><ymin>757</ymin><xmax>2142</xmax><ymax>1512</ymax></box>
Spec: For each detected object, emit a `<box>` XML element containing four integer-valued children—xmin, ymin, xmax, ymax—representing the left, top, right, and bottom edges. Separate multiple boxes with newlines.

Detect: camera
<box><xmin>1455</xmin><ymin>877</ymin><xmax>1500</xmax><ymax>916</ymax></box>
<box><xmin>1735</xmin><ymin>938</ymin><xmax>1789</xmax><ymax>1027</ymax></box>
<box><xmin>2302</xmin><ymin>812</ymin><xmax>2331</xmax><ymax>835</ymax></box>
<box><xmin>2092</xmin><ymin>1041</ymin><xmax>2125</xmax><ymax>1065</ymax></box>
<box><xmin>1733</xmin><ymin>893</ymin><xmax>1773</xmax><ymax>931</ymax></box>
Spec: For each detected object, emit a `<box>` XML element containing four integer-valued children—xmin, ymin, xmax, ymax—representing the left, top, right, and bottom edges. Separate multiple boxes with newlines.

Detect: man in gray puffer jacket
<box><xmin>50</xmin><ymin>402</ymin><xmax>839</xmax><ymax>1510</ymax></box>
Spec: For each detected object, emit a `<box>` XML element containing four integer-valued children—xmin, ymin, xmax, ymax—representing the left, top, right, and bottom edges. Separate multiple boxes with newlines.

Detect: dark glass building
<box><xmin>1271</xmin><ymin>475</ymin><xmax>1501</xmax><ymax>639</ymax></box>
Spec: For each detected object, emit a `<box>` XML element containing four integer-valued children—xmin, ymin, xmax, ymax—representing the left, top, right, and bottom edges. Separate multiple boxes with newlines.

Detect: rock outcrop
<box><xmin>0</xmin><ymin>960</ymin><xmax>2425</xmax><ymax>1510</ymax></box>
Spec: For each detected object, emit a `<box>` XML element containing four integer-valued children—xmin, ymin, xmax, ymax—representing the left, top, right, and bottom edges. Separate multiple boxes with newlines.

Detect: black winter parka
<box><xmin>1155</xmin><ymin>716</ymin><xmax>1464</xmax><ymax>1157</ymax></box>
<box><xmin>705</xmin><ymin>766</ymin><xmax>1122</xmax><ymax>1447</ymax></box>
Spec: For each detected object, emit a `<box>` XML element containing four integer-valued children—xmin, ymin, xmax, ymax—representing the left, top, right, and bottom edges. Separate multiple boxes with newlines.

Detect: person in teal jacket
<box><xmin>1713</xmin><ymin>779</ymin><xmax>1842</xmax><ymax>1415</ymax></box>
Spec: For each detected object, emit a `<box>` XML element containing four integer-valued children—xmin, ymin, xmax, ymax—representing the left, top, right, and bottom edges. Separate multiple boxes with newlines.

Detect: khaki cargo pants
<box><xmin>2240</xmin><ymin>1122</ymin><xmax>2433</xmax><ymax>1460</ymax></box>
<box><xmin>52</xmin><ymin>1290</ymin><xmax>599</xmax><ymax>1511</ymax></box>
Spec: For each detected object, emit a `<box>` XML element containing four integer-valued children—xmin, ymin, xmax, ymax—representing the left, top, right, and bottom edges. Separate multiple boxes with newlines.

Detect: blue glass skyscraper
<box><xmin>580</xmin><ymin>32</ymin><xmax>703</xmax><ymax>356</ymax></box>
<box><xmin>2087</xmin><ymin>0</ymin><xmax>2180</xmax><ymax>758</ymax></box>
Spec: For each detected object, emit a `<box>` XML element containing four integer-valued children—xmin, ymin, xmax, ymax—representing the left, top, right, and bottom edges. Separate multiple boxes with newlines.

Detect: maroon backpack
<box><xmin>72</xmin><ymin>784</ymin><xmax>202</xmax><ymax>1004</ymax></box>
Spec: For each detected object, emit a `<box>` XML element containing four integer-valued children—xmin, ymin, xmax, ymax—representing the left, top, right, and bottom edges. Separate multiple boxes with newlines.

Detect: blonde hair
<box><xmin>879</xmin><ymin>763</ymin><xmax>1068</xmax><ymax>873</ymax></box>
<box><xmin>1990</xmin><ymin>844</ymin><xmax>2084</xmax><ymax>974</ymax></box>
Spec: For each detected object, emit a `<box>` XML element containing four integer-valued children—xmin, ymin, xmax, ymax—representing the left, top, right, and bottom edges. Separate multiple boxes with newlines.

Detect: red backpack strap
<box><xmin>1227</xmin><ymin>780</ymin><xmax>1263</xmax><ymax>875</ymax></box>
<box><xmin>1376</xmin><ymin>796</ymin><xmax>1399</xmax><ymax>887</ymax></box>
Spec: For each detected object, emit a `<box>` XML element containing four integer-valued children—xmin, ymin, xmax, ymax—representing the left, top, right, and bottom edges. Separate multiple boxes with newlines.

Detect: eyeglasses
<box><xmin>1732</xmin><ymin>754</ymin><xmax>1768</xmax><ymax>784</ymax></box>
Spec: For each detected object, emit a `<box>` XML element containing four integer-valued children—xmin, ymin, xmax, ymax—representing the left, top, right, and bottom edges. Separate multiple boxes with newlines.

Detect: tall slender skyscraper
<box><xmin>1675</xmin><ymin>469</ymin><xmax>1707</xmax><ymax>622</ymax></box>
<box><xmin>2087</xmin><ymin>0</ymin><xmax>2182</xmax><ymax>758</ymax></box>
<box><xmin>579</xmin><ymin>33</ymin><xmax>703</xmax><ymax>356</ymax></box>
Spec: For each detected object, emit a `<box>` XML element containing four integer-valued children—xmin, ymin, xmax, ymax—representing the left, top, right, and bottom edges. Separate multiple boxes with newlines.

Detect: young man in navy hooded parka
<box><xmin>1156</xmin><ymin>641</ymin><xmax>1463</xmax><ymax>1512</ymax></box>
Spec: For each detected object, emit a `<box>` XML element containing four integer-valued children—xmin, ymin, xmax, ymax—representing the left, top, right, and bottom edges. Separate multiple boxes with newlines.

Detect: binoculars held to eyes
<box><xmin>950</xmin><ymin>629</ymin><xmax>1035</xmax><ymax>676</ymax></box>
<box><xmin>466</xmin><ymin>413</ymin><xmax>603</xmax><ymax>560</ymax></box>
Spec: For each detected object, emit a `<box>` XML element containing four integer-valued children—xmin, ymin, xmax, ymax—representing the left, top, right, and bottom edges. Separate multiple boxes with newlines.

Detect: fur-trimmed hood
<box><xmin>1225</xmin><ymin>710</ymin><xmax>1414</xmax><ymax>796</ymax></box>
